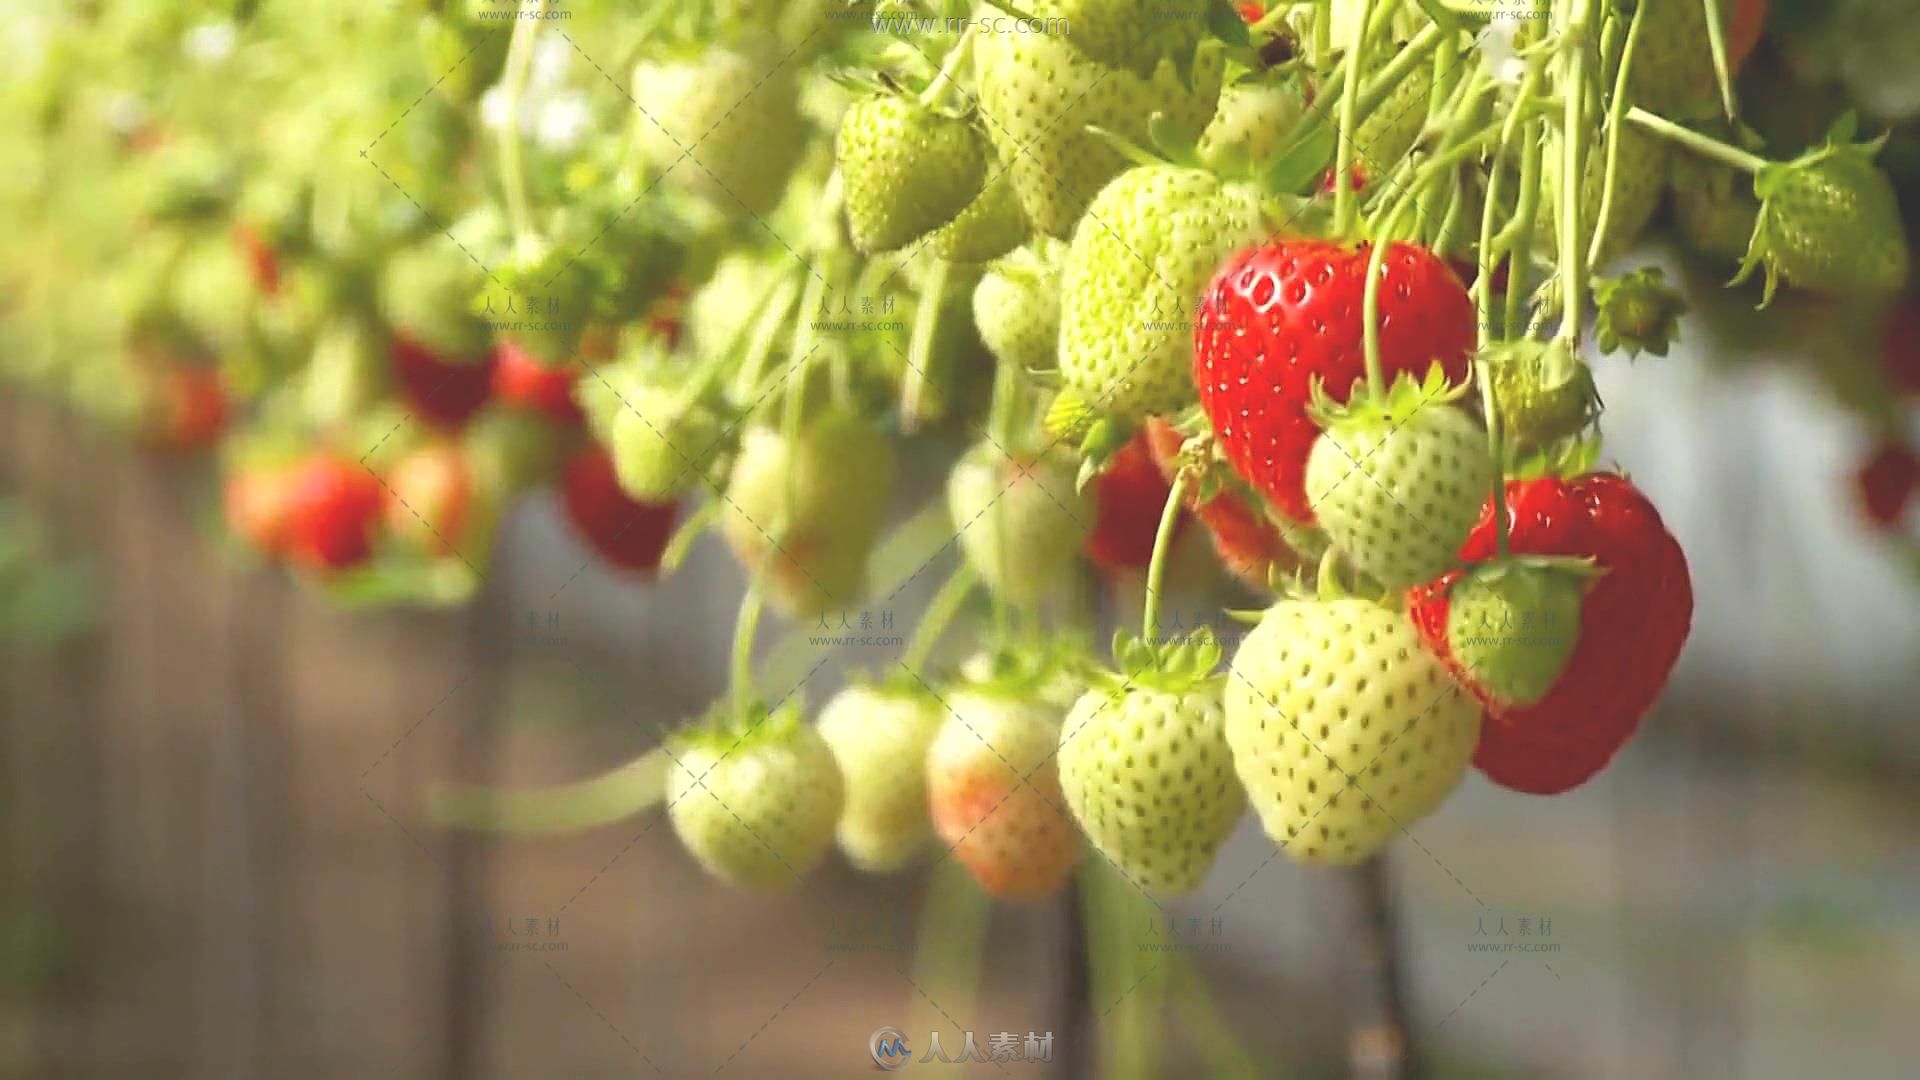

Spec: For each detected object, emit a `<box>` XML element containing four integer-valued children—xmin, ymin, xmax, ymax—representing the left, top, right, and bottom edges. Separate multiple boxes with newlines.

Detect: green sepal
<box><xmin>1593</xmin><ymin>267</ymin><xmax>1687</xmax><ymax>358</ymax></box>
<box><xmin>1099</xmin><ymin>626</ymin><xmax>1225</xmax><ymax>695</ymax></box>
<box><xmin>1306</xmin><ymin>361</ymin><xmax>1469</xmax><ymax>430</ymax></box>
<box><xmin>1074</xmin><ymin>417</ymin><xmax>1137</xmax><ymax>493</ymax></box>
<box><xmin>1084</xmin><ymin>125</ymin><xmax>1169</xmax><ymax>170</ymax></box>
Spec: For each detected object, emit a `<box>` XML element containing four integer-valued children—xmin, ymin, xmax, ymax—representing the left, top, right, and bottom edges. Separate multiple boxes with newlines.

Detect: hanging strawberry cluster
<box><xmin>5</xmin><ymin>1</ymin><xmax>1919</xmax><ymax>894</ymax></box>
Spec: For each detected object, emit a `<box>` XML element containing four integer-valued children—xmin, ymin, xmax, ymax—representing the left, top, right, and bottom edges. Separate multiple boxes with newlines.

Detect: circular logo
<box><xmin>869</xmin><ymin>1026</ymin><xmax>912</xmax><ymax>1070</ymax></box>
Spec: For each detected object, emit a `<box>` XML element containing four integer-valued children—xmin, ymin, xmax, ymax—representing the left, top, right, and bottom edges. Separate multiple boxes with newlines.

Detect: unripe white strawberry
<box><xmin>666</xmin><ymin>706</ymin><xmax>845</xmax><ymax>889</ymax></box>
<box><xmin>1225</xmin><ymin>596</ymin><xmax>1480</xmax><ymax>864</ymax></box>
<box><xmin>816</xmin><ymin>683</ymin><xmax>944</xmax><ymax>873</ymax></box>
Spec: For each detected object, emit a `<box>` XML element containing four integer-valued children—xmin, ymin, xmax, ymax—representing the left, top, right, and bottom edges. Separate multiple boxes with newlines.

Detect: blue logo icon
<box><xmin>870</xmin><ymin>1026</ymin><xmax>911</xmax><ymax>1070</ymax></box>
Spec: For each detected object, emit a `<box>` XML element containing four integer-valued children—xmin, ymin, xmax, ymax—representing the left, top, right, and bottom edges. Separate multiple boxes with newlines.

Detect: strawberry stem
<box><xmin>1311</xmin><ymin>0</ymin><xmax>1331</xmax><ymax>68</ymax></box>
<box><xmin>902</xmin><ymin>257</ymin><xmax>948</xmax><ymax>430</ymax></box>
<box><xmin>729</xmin><ymin>575</ymin><xmax>768</xmax><ymax>727</ymax></box>
<box><xmin>1361</xmin><ymin>202</ymin><xmax>1407</xmax><ymax>397</ymax></box>
<box><xmin>1701</xmin><ymin>0</ymin><xmax>1737</xmax><ymax>121</ymax></box>
<box><xmin>1476</xmin><ymin>357</ymin><xmax>1510</xmax><ymax>557</ymax></box>
<box><xmin>916</xmin><ymin>25</ymin><xmax>975</xmax><ymax>111</ymax></box>
<box><xmin>901</xmin><ymin>563</ymin><xmax>977</xmax><ymax>673</ymax></box>
<box><xmin>1556</xmin><ymin>0</ymin><xmax>1596</xmax><ymax>348</ymax></box>
<box><xmin>425</xmin><ymin>748</ymin><xmax>669</xmax><ymax>833</ymax></box>
<box><xmin>496</xmin><ymin>0</ymin><xmax>547</xmax><ymax>245</ymax></box>
<box><xmin>1332</xmin><ymin>0</ymin><xmax>1373</xmax><ymax>238</ymax></box>
<box><xmin>1506</xmin><ymin>115</ymin><xmax>1545</xmax><ymax>342</ymax></box>
<box><xmin>1587</xmin><ymin>0</ymin><xmax>1646</xmax><ymax>270</ymax></box>
<box><xmin>1140</xmin><ymin>470</ymin><xmax>1190</xmax><ymax>643</ymax></box>
<box><xmin>1625</xmin><ymin>107</ymin><xmax>1767</xmax><ymax>174</ymax></box>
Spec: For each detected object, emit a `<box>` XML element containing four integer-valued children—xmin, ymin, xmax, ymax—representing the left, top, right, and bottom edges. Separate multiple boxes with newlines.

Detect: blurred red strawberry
<box><xmin>562</xmin><ymin>444</ymin><xmax>679</xmax><ymax>575</ymax></box>
<box><xmin>1085</xmin><ymin>432</ymin><xmax>1188</xmax><ymax>573</ymax></box>
<box><xmin>1882</xmin><ymin>299</ymin><xmax>1920</xmax><ymax>396</ymax></box>
<box><xmin>491</xmin><ymin>340</ymin><xmax>584</xmax><ymax>425</ymax></box>
<box><xmin>1855</xmin><ymin>440</ymin><xmax>1919</xmax><ymax>529</ymax></box>
<box><xmin>146</xmin><ymin>364</ymin><xmax>228</xmax><ymax>452</ymax></box>
<box><xmin>390</xmin><ymin>332</ymin><xmax>495</xmax><ymax>431</ymax></box>
<box><xmin>224</xmin><ymin>464</ymin><xmax>294</xmax><ymax>557</ymax></box>
<box><xmin>232</xmin><ymin>222</ymin><xmax>281</xmax><ymax>297</ymax></box>
<box><xmin>284</xmin><ymin>455</ymin><xmax>386</xmax><ymax>572</ymax></box>
<box><xmin>384</xmin><ymin>441</ymin><xmax>478</xmax><ymax>558</ymax></box>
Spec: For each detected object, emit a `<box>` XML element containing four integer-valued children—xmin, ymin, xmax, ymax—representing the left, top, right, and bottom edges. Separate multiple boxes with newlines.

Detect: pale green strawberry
<box><xmin>666</xmin><ymin>705</ymin><xmax>845</xmax><ymax>889</ymax></box>
<box><xmin>972</xmin><ymin>241</ymin><xmax>1063</xmax><ymax>373</ymax></box>
<box><xmin>1737</xmin><ymin>139</ymin><xmax>1912</xmax><ymax>302</ymax></box>
<box><xmin>721</xmin><ymin>412</ymin><xmax>895</xmax><ymax>616</ymax></box>
<box><xmin>605</xmin><ymin>382</ymin><xmax>730</xmax><ymax>502</ymax></box>
<box><xmin>926</xmin><ymin>679</ymin><xmax>1078</xmax><ymax>901</ymax></box>
<box><xmin>928</xmin><ymin>172</ymin><xmax>1029</xmax><ymax>264</ymax></box>
<box><xmin>946</xmin><ymin>443</ymin><xmax>1095</xmax><ymax>607</ymax></box>
<box><xmin>630</xmin><ymin>48</ymin><xmax>806</xmax><ymax>217</ymax></box>
<box><xmin>1024</xmin><ymin>0</ymin><xmax>1207</xmax><ymax>80</ymax></box>
<box><xmin>1541</xmin><ymin>126</ymin><xmax>1670</xmax><ymax>267</ymax></box>
<box><xmin>1224</xmin><ymin>596</ymin><xmax>1480</xmax><ymax>864</ymax></box>
<box><xmin>816</xmin><ymin>682</ymin><xmax>945</xmax><ymax>873</ymax></box>
<box><xmin>1480</xmin><ymin>340</ymin><xmax>1601</xmax><ymax>451</ymax></box>
<box><xmin>1625</xmin><ymin>0</ymin><xmax>1723</xmax><ymax>116</ymax></box>
<box><xmin>1445</xmin><ymin>557</ymin><xmax>1595</xmax><ymax>708</ymax></box>
<box><xmin>836</xmin><ymin>94</ymin><xmax>988</xmax><ymax>254</ymax></box>
<box><xmin>1057</xmin><ymin>165</ymin><xmax>1268</xmax><ymax>421</ymax></box>
<box><xmin>974</xmin><ymin>29</ymin><xmax>1223</xmax><ymax>238</ymax></box>
<box><xmin>1304</xmin><ymin>368</ymin><xmax>1494</xmax><ymax>589</ymax></box>
<box><xmin>1198</xmin><ymin>75</ymin><xmax>1311</xmax><ymax>176</ymax></box>
<box><xmin>1057</xmin><ymin>629</ymin><xmax>1245</xmax><ymax>894</ymax></box>
<box><xmin>1349</xmin><ymin>70</ymin><xmax>1430</xmax><ymax>189</ymax></box>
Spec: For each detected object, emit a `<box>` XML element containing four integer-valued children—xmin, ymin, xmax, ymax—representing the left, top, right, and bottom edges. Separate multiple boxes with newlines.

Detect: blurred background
<box><xmin>4</xmin><ymin>1</ymin><xmax>1920</xmax><ymax>1078</ymax></box>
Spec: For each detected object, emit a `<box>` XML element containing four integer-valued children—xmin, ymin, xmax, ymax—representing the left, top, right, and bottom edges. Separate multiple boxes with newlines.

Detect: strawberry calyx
<box><xmin>1443</xmin><ymin>555</ymin><xmax>1601</xmax><ymax>708</ymax></box>
<box><xmin>1592</xmin><ymin>268</ymin><xmax>1686</xmax><ymax>358</ymax></box>
<box><xmin>1479</xmin><ymin>339</ymin><xmax>1602</xmax><ymax>452</ymax></box>
<box><xmin>1306</xmin><ymin>360</ymin><xmax>1468</xmax><ymax>431</ymax></box>
<box><xmin>676</xmin><ymin>698</ymin><xmax>808</xmax><ymax>755</ymax></box>
<box><xmin>1736</xmin><ymin>133</ymin><xmax>1903</xmax><ymax>305</ymax></box>
<box><xmin>1099</xmin><ymin>625</ymin><xmax>1225</xmax><ymax>696</ymax></box>
<box><xmin>1509</xmin><ymin>435</ymin><xmax>1606</xmax><ymax>484</ymax></box>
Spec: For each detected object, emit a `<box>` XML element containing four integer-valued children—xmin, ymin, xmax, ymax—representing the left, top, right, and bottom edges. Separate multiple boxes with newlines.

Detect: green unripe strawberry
<box><xmin>1304</xmin><ymin>368</ymin><xmax>1494</xmax><ymax>589</ymax></box>
<box><xmin>630</xmin><ymin>49</ymin><xmax>806</xmax><ymax>218</ymax></box>
<box><xmin>1025</xmin><ymin>0</ymin><xmax>1207</xmax><ymax>80</ymax></box>
<box><xmin>379</xmin><ymin>241</ymin><xmax>492</xmax><ymax>360</ymax></box>
<box><xmin>1349</xmin><ymin>70</ymin><xmax>1430</xmax><ymax>187</ymax></box>
<box><xmin>836</xmin><ymin>95</ymin><xmax>988</xmax><ymax>254</ymax></box>
<box><xmin>1480</xmin><ymin>340</ymin><xmax>1600</xmax><ymax>450</ymax></box>
<box><xmin>1058</xmin><ymin>165</ymin><xmax>1268</xmax><ymax>421</ymax></box>
<box><xmin>666</xmin><ymin>706</ymin><xmax>844</xmax><ymax>890</ymax></box>
<box><xmin>1737</xmin><ymin>139</ymin><xmax>1912</xmax><ymax>301</ymax></box>
<box><xmin>975</xmin><ymin>30</ymin><xmax>1222</xmax><ymax>237</ymax></box>
<box><xmin>1444</xmin><ymin>558</ymin><xmax>1594</xmax><ymax>709</ymax></box>
<box><xmin>1198</xmin><ymin>75</ymin><xmax>1310</xmax><ymax>176</ymax></box>
<box><xmin>721</xmin><ymin>412</ymin><xmax>895</xmax><ymax>617</ymax></box>
<box><xmin>1542</xmin><ymin>127</ymin><xmax>1669</xmax><ymax>267</ymax></box>
<box><xmin>926</xmin><ymin>679</ymin><xmax>1078</xmax><ymax>901</ymax></box>
<box><xmin>1225</xmin><ymin>596</ymin><xmax>1480</xmax><ymax>864</ymax></box>
<box><xmin>816</xmin><ymin>682</ymin><xmax>944</xmax><ymax>873</ymax></box>
<box><xmin>928</xmin><ymin>172</ymin><xmax>1029</xmax><ymax>264</ymax></box>
<box><xmin>606</xmin><ymin>384</ymin><xmax>730</xmax><ymax>503</ymax></box>
<box><xmin>1669</xmin><ymin>146</ymin><xmax>1761</xmax><ymax>265</ymax></box>
<box><xmin>946</xmin><ymin>443</ymin><xmax>1094</xmax><ymax>607</ymax></box>
<box><xmin>1057</xmin><ymin>629</ymin><xmax>1245</xmax><ymax>894</ymax></box>
<box><xmin>1593</xmin><ymin>268</ymin><xmax>1687</xmax><ymax>359</ymax></box>
<box><xmin>972</xmin><ymin>242</ymin><xmax>1063</xmax><ymax>373</ymax></box>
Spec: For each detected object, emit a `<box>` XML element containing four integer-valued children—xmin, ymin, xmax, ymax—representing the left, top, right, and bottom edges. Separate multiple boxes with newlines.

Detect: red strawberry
<box><xmin>1084</xmin><ymin>432</ymin><xmax>1188</xmax><ymax>574</ymax></box>
<box><xmin>491</xmin><ymin>340</ymin><xmax>584</xmax><ymax>425</ymax></box>
<box><xmin>1237</xmin><ymin>2</ymin><xmax>1265</xmax><ymax>21</ymax></box>
<box><xmin>1142</xmin><ymin>417</ymin><xmax>1302</xmax><ymax>590</ymax></box>
<box><xmin>1193</xmin><ymin>241</ymin><xmax>1476</xmax><ymax>522</ymax></box>
<box><xmin>1882</xmin><ymin>300</ymin><xmax>1920</xmax><ymax>396</ymax></box>
<box><xmin>224</xmin><ymin>464</ymin><xmax>294</xmax><ymax>557</ymax></box>
<box><xmin>390</xmin><ymin>332</ymin><xmax>495</xmax><ymax>431</ymax></box>
<box><xmin>384</xmin><ymin>441</ymin><xmax>478</xmax><ymax>558</ymax></box>
<box><xmin>283</xmin><ymin>455</ymin><xmax>387</xmax><ymax>572</ymax></box>
<box><xmin>1855</xmin><ymin>440</ymin><xmax>1920</xmax><ymax>529</ymax></box>
<box><xmin>146</xmin><ymin>364</ymin><xmax>228</xmax><ymax>452</ymax></box>
<box><xmin>561</xmin><ymin>444</ymin><xmax>679</xmax><ymax>575</ymax></box>
<box><xmin>1406</xmin><ymin>473</ymin><xmax>1693</xmax><ymax>795</ymax></box>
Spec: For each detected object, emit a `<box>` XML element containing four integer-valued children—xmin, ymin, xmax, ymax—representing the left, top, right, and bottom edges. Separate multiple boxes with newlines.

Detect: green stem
<box><xmin>1475</xmin><ymin>149</ymin><xmax>1507</xmax><ymax>348</ymax></box>
<box><xmin>1140</xmin><ymin>471</ymin><xmax>1189</xmax><ymax>642</ymax></box>
<box><xmin>1505</xmin><ymin>118</ymin><xmax>1545</xmax><ymax>343</ymax></box>
<box><xmin>1701</xmin><ymin>0</ymin><xmax>1736</xmax><ymax>120</ymax></box>
<box><xmin>1588</xmin><ymin>0</ymin><xmax>1647</xmax><ymax>270</ymax></box>
<box><xmin>901</xmin><ymin>257</ymin><xmax>948</xmax><ymax>430</ymax></box>
<box><xmin>729</xmin><ymin>579</ymin><xmax>768</xmax><ymax>727</ymax></box>
<box><xmin>1361</xmin><ymin>201</ymin><xmax>1408</xmax><ymax>396</ymax></box>
<box><xmin>1333</xmin><ymin>0</ymin><xmax>1373</xmax><ymax>238</ymax></box>
<box><xmin>900</xmin><ymin>563</ymin><xmax>977</xmax><ymax>673</ymax></box>
<box><xmin>1625</xmin><ymin>106</ymin><xmax>1768</xmax><ymax>174</ymax></box>
<box><xmin>1172</xmin><ymin>955</ymin><xmax>1260</xmax><ymax>1079</ymax></box>
<box><xmin>1476</xmin><ymin>354</ymin><xmax>1510</xmax><ymax>557</ymax></box>
<box><xmin>497</xmin><ymin>0</ymin><xmax>546</xmax><ymax>244</ymax></box>
<box><xmin>1312</xmin><ymin>0</ymin><xmax>1331</xmax><ymax>68</ymax></box>
<box><xmin>426</xmin><ymin>749</ymin><xmax>668</xmax><ymax>834</ymax></box>
<box><xmin>1557</xmin><ymin>0</ymin><xmax>1595</xmax><ymax>348</ymax></box>
<box><xmin>1354</xmin><ymin>22</ymin><xmax>1446</xmax><ymax>118</ymax></box>
<box><xmin>917</xmin><ymin>26</ymin><xmax>975</xmax><ymax>109</ymax></box>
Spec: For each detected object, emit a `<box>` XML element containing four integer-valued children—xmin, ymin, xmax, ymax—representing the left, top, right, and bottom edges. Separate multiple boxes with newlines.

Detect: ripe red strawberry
<box><xmin>1882</xmin><ymin>300</ymin><xmax>1920</xmax><ymax>396</ymax></box>
<box><xmin>390</xmin><ymin>332</ymin><xmax>495</xmax><ymax>431</ymax></box>
<box><xmin>283</xmin><ymin>455</ymin><xmax>387</xmax><ymax>572</ymax></box>
<box><xmin>1406</xmin><ymin>473</ymin><xmax>1693</xmax><ymax>795</ymax></box>
<box><xmin>491</xmin><ymin>340</ymin><xmax>584</xmax><ymax>425</ymax></box>
<box><xmin>1194</xmin><ymin>241</ymin><xmax>1477</xmax><ymax>523</ymax></box>
<box><xmin>1142</xmin><ymin>417</ymin><xmax>1306</xmax><ymax>590</ymax></box>
<box><xmin>1084</xmin><ymin>432</ymin><xmax>1187</xmax><ymax>574</ymax></box>
<box><xmin>384</xmin><ymin>441</ymin><xmax>485</xmax><ymax>559</ymax></box>
<box><xmin>231</xmin><ymin>222</ymin><xmax>280</xmax><ymax>297</ymax></box>
<box><xmin>561</xmin><ymin>444</ymin><xmax>679</xmax><ymax>575</ymax></box>
<box><xmin>1855</xmin><ymin>440</ymin><xmax>1919</xmax><ymax>529</ymax></box>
